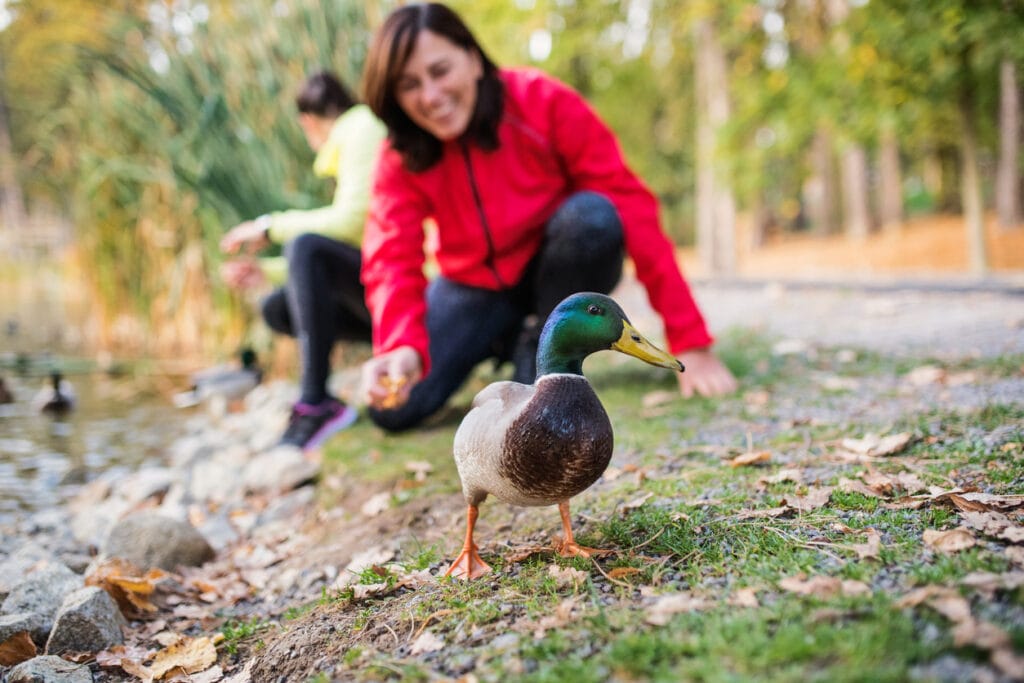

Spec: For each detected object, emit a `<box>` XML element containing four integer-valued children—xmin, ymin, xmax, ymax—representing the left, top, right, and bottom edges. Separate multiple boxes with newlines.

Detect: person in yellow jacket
<box><xmin>220</xmin><ymin>70</ymin><xmax>386</xmax><ymax>451</ymax></box>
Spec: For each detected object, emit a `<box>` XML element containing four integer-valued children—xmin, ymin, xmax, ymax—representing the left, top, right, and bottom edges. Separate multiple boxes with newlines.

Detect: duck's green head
<box><xmin>535</xmin><ymin>292</ymin><xmax>685</xmax><ymax>378</ymax></box>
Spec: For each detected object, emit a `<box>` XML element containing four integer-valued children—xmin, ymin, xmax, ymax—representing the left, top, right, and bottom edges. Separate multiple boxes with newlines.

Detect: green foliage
<box><xmin>3</xmin><ymin>1</ymin><xmax>1024</xmax><ymax>350</ymax></box>
<box><xmin>220</xmin><ymin>616</ymin><xmax>271</xmax><ymax>655</ymax></box>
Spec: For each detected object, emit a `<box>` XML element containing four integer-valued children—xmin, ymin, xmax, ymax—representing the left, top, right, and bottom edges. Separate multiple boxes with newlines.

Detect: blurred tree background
<box><xmin>0</xmin><ymin>0</ymin><xmax>1021</xmax><ymax>358</ymax></box>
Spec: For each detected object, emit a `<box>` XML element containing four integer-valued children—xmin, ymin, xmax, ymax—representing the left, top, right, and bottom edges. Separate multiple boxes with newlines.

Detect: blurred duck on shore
<box><xmin>172</xmin><ymin>347</ymin><xmax>262</xmax><ymax>409</ymax></box>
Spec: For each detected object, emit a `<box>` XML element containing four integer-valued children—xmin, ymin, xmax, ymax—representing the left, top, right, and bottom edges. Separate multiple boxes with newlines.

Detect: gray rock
<box><xmin>7</xmin><ymin>655</ymin><xmax>94</xmax><ymax>683</ymax></box>
<box><xmin>195</xmin><ymin>512</ymin><xmax>240</xmax><ymax>551</ymax></box>
<box><xmin>69</xmin><ymin>496</ymin><xmax>131</xmax><ymax>548</ymax></box>
<box><xmin>102</xmin><ymin>512</ymin><xmax>214</xmax><ymax>570</ymax></box>
<box><xmin>0</xmin><ymin>612</ymin><xmax>47</xmax><ymax>644</ymax></box>
<box><xmin>116</xmin><ymin>467</ymin><xmax>177</xmax><ymax>507</ymax></box>
<box><xmin>1</xmin><ymin>563</ymin><xmax>81</xmax><ymax>645</ymax></box>
<box><xmin>258</xmin><ymin>487</ymin><xmax>315</xmax><ymax>526</ymax></box>
<box><xmin>188</xmin><ymin>452</ymin><xmax>247</xmax><ymax>502</ymax></box>
<box><xmin>243</xmin><ymin>447</ymin><xmax>319</xmax><ymax>493</ymax></box>
<box><xmin>45</xmin><ymin>586</ymin><xmax>125</xmax><ymax>655</ymax></box>
<box><xmin>0</xmin><ymin>546</ymin><xmax>59</xmax><ymax>598</ymax></box>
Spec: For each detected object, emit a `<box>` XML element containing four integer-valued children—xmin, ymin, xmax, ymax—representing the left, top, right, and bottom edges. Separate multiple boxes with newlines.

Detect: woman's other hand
<box><xmin>676</xmin><ymin>348</ymin><xmax>737</xmax><ymax>399</ymax></box>
<box><xmin>220</xmin><ymin>258</ymin><xmax>267</xmax><ymax>291</ymax></box>
<box><xmin>361</xmin><ymin>346</ymin><xmax>423</xmax><ymax>410</ymax></box>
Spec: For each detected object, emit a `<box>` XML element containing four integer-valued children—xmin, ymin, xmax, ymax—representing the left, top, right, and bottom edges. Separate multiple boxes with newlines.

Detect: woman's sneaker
<box><xmin>280</xmin><ymin>398</ymin><xmax>357</xmax><ymax>451</ymax></box>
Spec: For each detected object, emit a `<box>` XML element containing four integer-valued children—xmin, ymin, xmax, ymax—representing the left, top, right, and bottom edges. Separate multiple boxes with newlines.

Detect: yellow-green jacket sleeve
<box><xmin>264</xmin><ymin>105</ymin><xmax>386</xmax><ymax>247</ymax></box>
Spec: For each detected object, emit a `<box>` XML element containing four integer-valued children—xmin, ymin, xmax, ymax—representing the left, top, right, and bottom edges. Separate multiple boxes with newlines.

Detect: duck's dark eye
<box><xmin>587</xmin><ymin>305</ymin><xmax>603</xmax><ymax>315</ymax></box>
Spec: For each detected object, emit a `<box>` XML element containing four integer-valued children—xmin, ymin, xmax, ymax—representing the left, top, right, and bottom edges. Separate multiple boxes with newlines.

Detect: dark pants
<box><xmin>369</xmin><ymin>191</ymin><xmax>624</xmax><ymax>432</ymax></box>
<box><xmin>261</xmin><ymin>233</ymin><xmax>371</xmax><ymax>405</ymax></box>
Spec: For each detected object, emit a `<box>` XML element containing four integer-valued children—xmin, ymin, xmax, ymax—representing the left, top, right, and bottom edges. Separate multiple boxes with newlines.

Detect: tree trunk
<box><xmin>804</xmin><ymin>128</ymin><xmax>838</xmax><ymax>235</ymax></box>
<box><xmin>841</xmin><ymin>144</ymin><xmax>871</xmax><ymax>240</ymax></box>
<box><xmin>960</xmin><ymin>87</ymin><xmax>988</xmax><ymax>274</ymax></box>
<box><xmin>0</xmin><ymin>58</ymin><xmax>27</xmax><ymax>252</ymax></box>
<box><xmin>694</xmin><ymin>18</ymin><xmax>736</xmax><ymax>275</ymax></box>
<box><xmin>996</xmin><ymin>58</ymin><xmax>1021</xmax><ymax>228</ymax></box>
<box><xmin>878</xmin><ymin>123</ymin><xmax>903</xmax><ymax>230</ymax></box>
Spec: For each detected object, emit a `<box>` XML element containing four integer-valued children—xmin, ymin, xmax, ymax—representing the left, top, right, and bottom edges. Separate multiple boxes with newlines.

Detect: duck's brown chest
<box><xmin>498</xmin><ymin>376</ymin><xmax>613</xmax><ymax>502</ymax></box>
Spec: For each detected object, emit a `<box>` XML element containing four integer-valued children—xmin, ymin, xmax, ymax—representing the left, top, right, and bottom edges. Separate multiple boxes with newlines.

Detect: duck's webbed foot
<box><xmin>445</xmin><ymin>543</ymin><xmax>492</xmax><ymax>579</ymax></box>
<box><xmin>445</xmin><ymin>504</ymin><xmax>493</xmax><ymax>580</ymax></box>
<box><xmin>553</xmin><ymin>539</ymin><xmax>615</xmax><ymax>559</ymax></box>
<box><xmin>554</xmin><ymin>500</ymin><xmax>615</xmax><ymax>559</ymax></box>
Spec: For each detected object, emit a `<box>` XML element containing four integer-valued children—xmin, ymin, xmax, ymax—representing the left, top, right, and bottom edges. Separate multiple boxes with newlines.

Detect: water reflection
<box><xmin>0</xmin><ymin>370</ymin><xmax>186</xmax><ymax>524</ymax></box>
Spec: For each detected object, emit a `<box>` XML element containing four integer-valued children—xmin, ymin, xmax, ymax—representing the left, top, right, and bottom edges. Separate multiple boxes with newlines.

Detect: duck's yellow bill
<box><xmin>611</xmin><ymin>321</ymin><xmax>685</xmax><ymax>372</ymax></box>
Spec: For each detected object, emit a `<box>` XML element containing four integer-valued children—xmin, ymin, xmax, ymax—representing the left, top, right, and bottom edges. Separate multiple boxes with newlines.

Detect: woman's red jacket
<box><xmin>362</xmin><ymin>68</ymin><xmax>713</xmax><ymax>374</ymax></box>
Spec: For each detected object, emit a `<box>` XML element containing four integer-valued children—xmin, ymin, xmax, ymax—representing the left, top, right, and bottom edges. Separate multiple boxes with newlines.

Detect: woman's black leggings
<box><xmin>369</xmin><ymin>191</ymin><xmax>624</xmax><ymax>432</ymax></box>
<box><xmin>261</xmin><ymin>233</ymin><xmax>371</xmax><ymax>406</ymax></box>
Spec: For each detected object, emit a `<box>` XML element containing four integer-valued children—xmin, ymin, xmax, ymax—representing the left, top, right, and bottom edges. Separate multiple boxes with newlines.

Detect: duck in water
<box><xmin>33</xmin><ymin>371</ymin><xmax>76</xmax><ymax>414</ymax></box>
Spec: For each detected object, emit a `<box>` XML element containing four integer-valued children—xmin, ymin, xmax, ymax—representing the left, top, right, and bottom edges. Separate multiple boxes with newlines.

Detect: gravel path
<box><xmin>614</xmin><ymin>275</ymin><xmax>1024</xmax><ymax>359</ymax></box>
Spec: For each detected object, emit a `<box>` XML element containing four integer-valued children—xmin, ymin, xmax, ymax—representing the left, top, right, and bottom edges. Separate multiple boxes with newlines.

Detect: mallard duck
<box><xmin>172</xmin><ymin>347</ymin><xmax>262</xmax><ymax>408</ymax></box>
<box><xmin>32</xmin><ymin>371</ymin><xmax>76</xmax><ymax>414</ymax></box>
<box><xmin>445</xmin><ymin>292</ymin><xmax>684</xmax><ymax>579</ymax></box>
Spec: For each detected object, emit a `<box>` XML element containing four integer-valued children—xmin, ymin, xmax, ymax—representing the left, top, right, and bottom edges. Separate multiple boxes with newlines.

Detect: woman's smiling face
<box><xmin>395</xmin><ymin>29</ymin><xmax>483</xmax><ymax>142</ymax></box>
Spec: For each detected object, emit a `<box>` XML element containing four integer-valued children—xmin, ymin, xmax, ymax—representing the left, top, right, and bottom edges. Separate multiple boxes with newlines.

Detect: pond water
<box><xmin>0</xmin><ymin>368</ymin><xmax>190</xmax><ymax>525</ymax></box>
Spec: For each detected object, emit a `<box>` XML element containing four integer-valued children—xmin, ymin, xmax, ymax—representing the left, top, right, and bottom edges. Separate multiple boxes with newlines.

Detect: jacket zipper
<box><xmin>460</xmin><ymin>141</ymin><xmax>506</xmax><ymax>289</ymax></box>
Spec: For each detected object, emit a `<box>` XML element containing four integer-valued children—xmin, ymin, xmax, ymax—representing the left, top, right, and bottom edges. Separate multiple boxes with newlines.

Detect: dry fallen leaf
<box><xmin>992</xmin><ymin>648</ymin><xmax>1024</xmax><ymax>679</ymax></box>
<box><xmin>351</xmin><ymin>583</ymin><xmax>390</xmax><ymax>599</ymax></box>
<box><xmin>531</xmin><ymin>597</ymin><xmax>582</xmax><ymax>638</ymax></box>
<box><xmin>86</xmin><ymin>558</ymin><xmax>168</xmax><ymax>615</ymax></box>
<box><xmin>645</xmin><ymin>593</ymin><xmax>709</xmax><ymax>625</ymax></box>
<box><xmin>360</xmin><ymin>492</ymin><xmax>392</xmax><ymax>517</ymax></box>
<box><xmin>960</xmin><ymin>511</ymin><xmax>1024</xmax><ymax>543</ymax></box>
<box><xmin>737</xmin><ymin>506</ymin><xmax>792</xmax><ymax>520</ymax></box>
<box><xmin>97</xmin><ymin>644</ymin><xmax>157</xmax><ymax>670</ymax></box>
<box><xmin>620</xmin><ymin>491</ymin><xmax>654</xmax><ymax>514</ymax></box>
<box><xmin>607</xmin><ymin>567</ymin><xmax>644</xmax><ymax>580</ymax></box>
<box><xmin>837</xmin><ymin>478</ymin><xmax>883</xmax><ymax>499</ymax></box>
<box><xmin>784</xmin><ymin>486</ymin><xmax>833</xmax><ymax>512</ymax></box>
<box><xmin>839</xmin><ymin>432</ymin><xmax>913</xmax><ymax>458</ymax></box>
<box><xmin>602</xmin><ymin>466</ymin><xmax>625</xmax><ymax>482</ymax></box>
<box><xmin>0</xmin><ymin>631</ymin><xmax>36</xmax><ymax>666</ymax></box>
<box><xmin>923</xmin><ymin>528</ymin><xmax>976</xmax><ymax>554</ymax></box>
<box><xmin>782</xmin><ymin>574</ymin><xmax>841</xmax><ymax>598</ymax></box>
<box><xmin>727</xmin><ymin>587</ymin><xmax>760</xmax><ymax>608</ymax></box>
<box><xmin>548</xmin><ymin>564</ymin><xmax>588</xmax><ymax>588</ymax></box>
<box><xmin>851</xmin><ymin>528</ymin><xmax>883</xmax><ymax>560</ymax></box>
<box><xmin>410</xmin><ymin>630</ymin><xmax>445</xmax><ymax>656</ymax></box>
<box><xmin>928</xmin><ymin>594</ymin><xmax>973</xmax><ymax>623</ymax></box>
<box><xmin>757</xmin><ymin>468</ymin><xmax>804</xmax><ymax>487</ymax></box>
<box><xmin>959</xmin><ymin>571</ymin><xmax>1024</xmax><ymax>596</ymax></box>
<box><xmin>886</xmin><ymin>489</ymin><xmax>1024</xmax><ymax>512</ymax></box>
<box><xmin>952</xmin><ymin>618</ymin><xmax>1010</xmax><ymax>650</ymax></box>
<box><xmin>505</xmin><ymin>544</ymin><xmax>551</xmax><ymax>563</ymax></box>
<box><xmin>895</xmin><ymin>585</ymin><xmax>961</xmax><ymax>609</ymax></box>
<box><xmin>727</xmin><ymin>451</ymin><xmax>772</xmax><ymax>467</ymax></box>
<box><xmin>903</xmin><ymin>365</ymin><xmax>946</xmax><ymax>386</ymax></box>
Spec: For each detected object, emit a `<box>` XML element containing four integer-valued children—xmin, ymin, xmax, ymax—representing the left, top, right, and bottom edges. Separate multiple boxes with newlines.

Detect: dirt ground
<box><xmin>209</xmin><ymin>220</ymin><xmax>1024</xmax><ymax>682</ymax></box>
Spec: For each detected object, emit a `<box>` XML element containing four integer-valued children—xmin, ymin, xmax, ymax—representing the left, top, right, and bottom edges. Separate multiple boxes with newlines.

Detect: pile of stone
<box><xmin>0</xmin><ymin>379</ymin><xmax>325</xmax><ymax>681</ymax></box>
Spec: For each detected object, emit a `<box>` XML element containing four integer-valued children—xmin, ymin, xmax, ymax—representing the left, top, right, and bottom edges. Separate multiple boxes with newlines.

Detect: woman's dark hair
<box><xmin>296</xmin><ymin>70</ymin><xmax>356</xmax><ymax>118</ymax></box>
<box><xmin>362</xmin><ymin>2</ymin><xmax>504</xmax><ymax>172</ymax></box>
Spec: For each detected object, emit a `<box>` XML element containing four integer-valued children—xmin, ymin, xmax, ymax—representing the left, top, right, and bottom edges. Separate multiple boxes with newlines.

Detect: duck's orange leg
<box><xmin>445</xmin><ymin>504</ymin><xmax>492</xmax><ymax>580</ymax></box>
<box><xmin>555</xmin><ymin>500</ymin><xmax>614</xmax><ymax>558</ymax></box>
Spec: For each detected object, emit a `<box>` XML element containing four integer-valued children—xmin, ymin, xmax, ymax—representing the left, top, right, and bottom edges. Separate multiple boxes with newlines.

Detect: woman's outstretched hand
<box><xmin>676</xmin><ymin>348</ymin><xmax>737</xmax><ymax>399</ymax></box>
<box><xmin>220</xmin><ymin>219</ymin><xmax>271</xmax><ymax>255</ymax></box>
<box><xmin>361</xmin><ymin>346</ymin><xmax>423</xmax><ymax>410</ymax></box>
